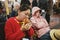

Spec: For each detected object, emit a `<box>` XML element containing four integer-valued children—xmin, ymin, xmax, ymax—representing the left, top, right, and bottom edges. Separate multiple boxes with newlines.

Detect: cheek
<box><xmin>36</xmin><ymin>13</ymin><xmax>39</xmax><ymax>16</ymax></box>
<box><xmin>37</xmin><ymin>12</ymin><xmax>40</xmax><ymax>15</ymax></box>
<box><xmin>16</xmin><ymin>6</ymin><xmax>19</xmax><ymax>9</ymax></box>
<box><xmin>22</xmin><ymin>16</ymin><xmax>25</xmax><ymax>18</ymax></box>
<box><xmin>21</xmin><ymin>14</ymin><xmax>26</xmax><ymax>19</ymax></box>
<box><xmin>16</xmin><ymin>7</ymin><xmax>19</xmax><ymax>9</ymax></box>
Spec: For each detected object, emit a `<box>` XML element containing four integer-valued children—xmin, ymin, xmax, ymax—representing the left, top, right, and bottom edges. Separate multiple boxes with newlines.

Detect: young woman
<box><xmin>30</xmin><ymin>7</ymin><xmax>51</xmax><ymax>40</ymax></box>
<box><xmin>5</xmin><ymin>4</ymin><xmax>34</xmax><ymax>40</ymax></box>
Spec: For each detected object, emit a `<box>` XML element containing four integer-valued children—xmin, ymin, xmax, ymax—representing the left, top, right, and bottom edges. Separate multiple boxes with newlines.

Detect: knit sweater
<box><xmin>5</xmin><ymin>17</ymin><xmax>34</xmax><ymax>40</ymax></box>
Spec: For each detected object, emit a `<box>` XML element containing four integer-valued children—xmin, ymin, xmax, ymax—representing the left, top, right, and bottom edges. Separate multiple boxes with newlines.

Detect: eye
<box><xmin>39</xmin><ymin>10</ymin><xmax>41</xmax><ymax>13</ymax></box>
<box><xmin>25</xmin><ymin>13</ymin><xmax>30</xmax><ymax>16</ymax></box>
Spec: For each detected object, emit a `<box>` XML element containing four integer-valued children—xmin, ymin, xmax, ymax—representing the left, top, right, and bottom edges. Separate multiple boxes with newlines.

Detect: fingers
<box><xmin>21</xmin><ymin>23</ymin><xmax>32</xmax><ymax>31</ymax></box>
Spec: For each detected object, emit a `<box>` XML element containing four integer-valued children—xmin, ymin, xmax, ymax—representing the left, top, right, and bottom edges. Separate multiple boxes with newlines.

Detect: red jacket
<box><xmin>5</xmin><ymin>17</ymin><xmax>34</xmax><ymax>40</ymax></box>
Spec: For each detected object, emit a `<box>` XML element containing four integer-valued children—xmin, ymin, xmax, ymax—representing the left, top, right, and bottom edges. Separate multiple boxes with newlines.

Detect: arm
<box><xmin>30</xmin><ymin>18</ymin><xmax>37</xmax><ymax>27</ymax></box>
<box><xmin>5</xmin><ymin>20</ymin><xmax>25</xmax><ymax>40</ymax></box>
<box><xmin>30</xmin><ymin>18</ymin><xmax>43</xmax><ymax>29</ymax></box>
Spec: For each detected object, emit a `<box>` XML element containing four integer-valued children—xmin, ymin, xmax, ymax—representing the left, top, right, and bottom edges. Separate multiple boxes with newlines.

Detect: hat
<box><xmin>32</xmin><ymin>7</ymin><xmax>41</xmax><ymax>16</ymax></box>
<box><xmin>14</xmin><ymin>2</ymin><xmax>20</xmax><ymax>7</ymax></box>
<box><xmin>50</xmin><ymin>29</ymin><xmax>60</xmax><ymax>40</ymax></box>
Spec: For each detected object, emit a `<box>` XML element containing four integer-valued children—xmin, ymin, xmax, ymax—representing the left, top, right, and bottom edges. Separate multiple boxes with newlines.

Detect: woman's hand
<box><xmin>25</xmin><ymin>23</ymin><xmax>32</xmax><ymax>30</ymax></box>
<box><xmin>21</xmin><ymin>22</ymin><xmax>32</xmax><ymax>31</ymax></box>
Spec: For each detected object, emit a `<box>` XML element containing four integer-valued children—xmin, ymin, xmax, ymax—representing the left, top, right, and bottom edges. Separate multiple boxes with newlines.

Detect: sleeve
<box><xmin>5</xmin><ymin>20</ymin><xmax>25</xmax><ymax>40</ymax></box>
<box><xmin>30</xmin><ymin>18</ymin><xmax>39</xmax><ymax>29</ymax></box>
<box><xmin>30</xmin><ymin>18</ymin><xmax>36</xmax><ymax>24</ymax></box>
<box><xmin>30</xmin><ymin>18</ymin><xmax>37</xmax><ymax>27</ymax></box>
<box><xmin>30</xmin><ymin>17</ymin><xmax>41</xmax><ymax>29</ymax></box>
<box><xmin>28</xmin><ymin>27</ymin><xmax>34</xmax><ymax>37</ymax></box>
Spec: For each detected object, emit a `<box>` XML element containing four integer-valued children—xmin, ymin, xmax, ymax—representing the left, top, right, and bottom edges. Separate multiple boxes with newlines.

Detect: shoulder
<box><xmin>30</xmin><ymin>17</ymin><xmax>36</xmax><ymax>23</ymax></box>
<box><xmin>6</xmin><ymin>17</ymin><xmax>15</xmax><ymax>23</ymax></box>
<box><xmin>30</xmin><ymin>17</ymin><xmax>35</xmax><ymax>20</ymax></box>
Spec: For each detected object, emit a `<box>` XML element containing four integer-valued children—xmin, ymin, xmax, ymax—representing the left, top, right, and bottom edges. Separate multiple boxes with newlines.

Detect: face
<box><xmin>18</xmin><ymin>9</ymin><xmax>30</xmax><ymax>20</ymax></box>
<box><xmin>15</xmin><ymin>5</ymin><xmax>20</xmax><ymax>10</ymax></box>
<box><xmin>24</xmin><ymin>9</ymin><xmax>30</xmax><ymax>18</ymax></box>
<box><xmin>35</xmin><ymin>10</ymin><xmax>41</xmax><ymax>17</ymax></box>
